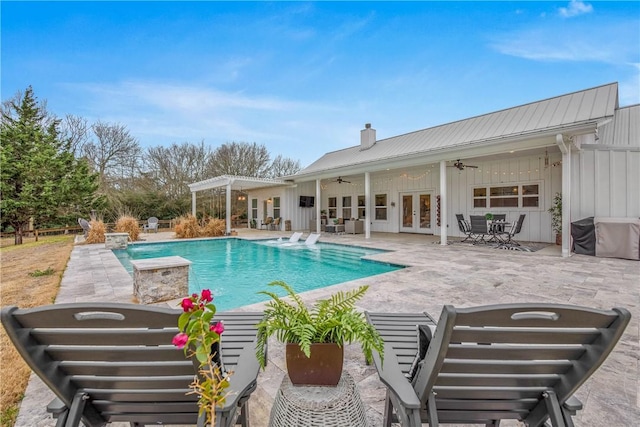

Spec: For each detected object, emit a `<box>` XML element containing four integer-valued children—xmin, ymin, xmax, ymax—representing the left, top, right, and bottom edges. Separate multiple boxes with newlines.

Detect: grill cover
<box><xmin>571</xmin><ymin>217</ymin><xmax>595</xmax><ymax>256</ymax></box>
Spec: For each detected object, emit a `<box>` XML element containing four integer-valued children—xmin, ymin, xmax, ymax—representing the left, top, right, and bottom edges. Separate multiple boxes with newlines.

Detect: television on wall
<box><xmin>299</xmin><ymin>196</ymin><xmax>315</xmax><ymax>208</ymax></box>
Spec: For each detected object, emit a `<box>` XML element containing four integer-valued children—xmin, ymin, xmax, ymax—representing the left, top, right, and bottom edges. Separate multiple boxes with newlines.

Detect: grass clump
<box><xmin>174</xmin><ymin>215</ymin><xmax>227</xmax><ymax>238</ymax></box>
<box><xmin>115</xmin><ymin>215</ymin><xmax>140</xmax><ymax>241</ymax></box>
<box><xmin>28</xmin><ymin>267</ymin><xmax>55</xmax><ymax>277</ymax></box>
<box><xmin>200</xmin><ymin>218</ymin><xmax>226</xmax><ymax>237</ymax></box>
<box><xmin>85</xmin><ymin>219</ymin><xmax>106</xmax><ymax>244</ymax></box>
<box><xmin>174</xmin><ymin>214</ymin><xmax>201</xmax><ymax>238</ymax></box>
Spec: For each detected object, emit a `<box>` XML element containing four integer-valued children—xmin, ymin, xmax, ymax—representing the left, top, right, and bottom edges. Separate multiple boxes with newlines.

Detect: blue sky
<box><xmin>2</xmin><ymin>1</ymin><xmax>638</xmax><ymax>167</ymax></box>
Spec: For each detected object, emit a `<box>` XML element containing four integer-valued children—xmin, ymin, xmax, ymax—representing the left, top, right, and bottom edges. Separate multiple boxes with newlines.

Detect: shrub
<box><xmin>201</xmin><ymin>218</ymin><xmax>226</xmax><ymax>237</ymax></box>
<box><xmin>174</xmin><ymin>214</ymin><xmax>201</xmax><ymax>239</ymax></box>
<box><xmin>115</xmin><ymin>215</ymin><xmax>140</xmax><ymax>241</ymax></box>
<box><xmin>85</xmin><ymin>220</ymin><xmax>106</xmax><ymax>243</ymax></box>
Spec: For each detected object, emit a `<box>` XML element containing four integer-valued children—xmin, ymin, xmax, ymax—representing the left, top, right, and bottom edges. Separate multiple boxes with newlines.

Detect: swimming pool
<box><xmin>113</xmin><ymin>238</ymin><xmax>403</xmax><ymax>311</ymax></box>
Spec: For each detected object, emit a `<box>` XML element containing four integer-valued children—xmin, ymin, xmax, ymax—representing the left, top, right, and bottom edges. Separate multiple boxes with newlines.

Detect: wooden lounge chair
<box><xmin>1</xmin><ymin>303</ymin><xmax>265</xmax><ymax>427</ymax></box>
<box><xmin>366</xmin><ymin>303</ymin><xmax>630</xmax><ymax>427</ymax></box>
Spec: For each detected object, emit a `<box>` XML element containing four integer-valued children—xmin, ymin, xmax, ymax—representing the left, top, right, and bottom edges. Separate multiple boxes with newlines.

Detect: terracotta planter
<box><xmin>285</xmin><ymin>343</ymin><xmax>343</xmax><ymax>386</ymax></box>
<box><xmin>555</xmin><ymin>233</ymin><xmax>562</xmax><ymax>245</ymax></box>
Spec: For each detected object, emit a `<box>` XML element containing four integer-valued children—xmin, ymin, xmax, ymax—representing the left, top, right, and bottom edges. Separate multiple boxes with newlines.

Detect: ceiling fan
<box><xmin>332</xmin><ymin>176</ymin><xmax>351</xmax><ymax>184</ymax></box>
<box><xmin>448</xmin><ymin>159</ymin><xmax>479</xmax><ymax>171</ymax></box>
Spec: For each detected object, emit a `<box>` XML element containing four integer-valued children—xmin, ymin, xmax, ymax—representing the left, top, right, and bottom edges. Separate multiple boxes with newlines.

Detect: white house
<box><xmin>189</xmin><ymin>82</ymin><xmax>640</xmax><ymax>257</ymax></box>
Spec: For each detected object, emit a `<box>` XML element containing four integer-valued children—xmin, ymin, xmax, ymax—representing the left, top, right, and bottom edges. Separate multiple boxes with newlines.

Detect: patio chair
<box><xmin>498</xmin><ymin>214</ymin><xmax>526</xmax><ymax>248</ymax></box>
<box><xmin>1</xmin><ymin>303</ymin><xmax>265</xmax><ymax>427</ymax></box>
<box><xmin>270</xmin><ymin>217</ymin><xmax>281</xmax><ymax>231</ymax></box>
<box><xmin>455</xmin><ymin>214</ymin><xmax>473</xmax><ymax>243</ymax></box>
<box><xmin>288</xmin><ymin>231</ymin><xmax>303</xmax><ymax>243</ymax></box>
<box><xmin>305</xmin><ymin>232</ymin><xmax>321</xmax><ymax>245</ymax></box>
<box><xmin>78</xmin><ymin>218</ymin><xmax>91</xmax><ymax>237</ymax></box>
<box><xmin>143</xmin><ymin>216</ymin><xmax>159</xmax><ymax>233</ymax></box>
<box><xmin>261</xmin><ymin>217</ymin><xmax>273</xmax><ymax>229</ymax></box>
<box><xmin>469</xmin><ymin>215</ymin><xmax>489</xmax><ymax>244</ymax></box>
<box><xmin>366</xmin><ymin>303</ymin><xmax>630</xmax><ymax>427</ymax></box>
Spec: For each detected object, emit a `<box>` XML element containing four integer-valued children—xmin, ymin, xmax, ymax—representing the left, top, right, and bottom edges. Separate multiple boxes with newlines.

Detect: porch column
<box><xmin>316</xmin><ymin>179</ymin><xmax>321</xmax><ymax>233</ymax></box>
<box><xmin>226</xmin><ymin>182</ymin><xmax>232</xmax><ymax>235</ymax></box>
<box><xmin>365</xmin><ymin>172</ymin><xmax>371</xmax><ymax>239</ymax></box>
<box><xmin>440</xmin><ymin>160</ymin><xmax>447</xmax><ymax>245</ymax></box>
<box><xmin>557</xmin><ymin>134</ymin><xmax>572</xmax><ymax>257</ymax></box>
<box><xmin>191</xmin><ymin>191</ymin><xmax>197</xmax><ymax>217</ymax></box>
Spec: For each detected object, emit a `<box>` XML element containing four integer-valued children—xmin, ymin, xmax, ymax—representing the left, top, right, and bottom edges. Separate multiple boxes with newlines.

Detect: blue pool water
<box><xmin>113</xmin><ymin>238</ymin><xmax>403</xmax><ymax>311</ymax></box>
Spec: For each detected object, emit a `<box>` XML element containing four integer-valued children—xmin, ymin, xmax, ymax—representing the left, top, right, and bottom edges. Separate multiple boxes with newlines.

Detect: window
<box><xmin>328</xmin><ymin>197</ymin><xmax>337</xmax><ymax>219</ymax></box>
<box><xmin>273</xmin><ymin>197</ymin><xmax>281</xmax><ymax>218</ymax></box>
<box><xmin>472</xmin><ymin>183</ymin><xmax>540</xmax><ymax>209</ymax></box>
<box><xmin>251</xmin><ymin>198</ymin><xmax>258</xmax><ymax>220</ymax></box>
<box><xmin>357</xmin><ymin>195</ymin><xmax>366</xmax><ymax>219</ymax></box>
<box><xmin>374</xmin><ymin>194</ymin><xmax>387</xmax><ymax>220</ymax></box>
<box><xmin>342</xmin><ymin>196</ymin><xmax>352</xmax><ymax>219</ymax></box>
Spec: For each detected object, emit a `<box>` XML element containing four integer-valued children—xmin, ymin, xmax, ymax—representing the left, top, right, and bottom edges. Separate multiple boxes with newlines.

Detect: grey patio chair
<box><xmin>455</xmin><ymin>214</ymin><xmax>473</xmax><ymax>243</ymax></box>
<box><xmin>144</xmin><ymin>216</ymin><xmax>159</xmax><ymax>233</ymax></box>
<box><xmin>1</xmin><ymin>303</ymin><xmax>265</xmax><ymax>427</ymax></box>
<box><xmin>469</xmin><ymin>215</ymin><xmax>489</xmax><ymax>244</ymax></box>
<box><xmin>78</xmin><ymin>218</ymin><xmax>91</xmax><ymax>237</ymax></box>
<box><xmin>498</xmin><ymin>214</ymin><xmax>526</xmax><ymax>248</ymax></box>
<box><xmin>366</xmin><ymin>303</ymin><xmax>630</xmax><ymax>427</ymax></box>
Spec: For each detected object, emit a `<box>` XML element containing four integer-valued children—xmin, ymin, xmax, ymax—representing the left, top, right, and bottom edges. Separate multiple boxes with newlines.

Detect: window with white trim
<box><xmin>473</xmin><ymin>183</ymin><xmax>540</xmax><ymax>209</ymax></box>
<box><xmin>375</xmin><ymin>194</ymin><xmax>388</xmax><ymax>220</ymax></box>
<box><xmin>357</xmin><ymin>195</ymin><xmax>366</xmax><ymax>219</ymax></box>
<box><xmin>328</xmin><ymin>197</ymin><xmax>337</xmax><ymax>219</ymax></box>
<box><xmin>273</xmin><ymin>197</ymin><xmax>281</xmax><ymax>218</ymax></box>
<box><xmin>342</xmin><ymin>196</ymin><xmax>352</xmax><ymax>219</ymax></box>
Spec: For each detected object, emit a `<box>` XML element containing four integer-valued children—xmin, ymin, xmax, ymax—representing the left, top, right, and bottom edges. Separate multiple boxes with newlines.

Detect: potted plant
<box><xmin>548</xmin><ymin>192</ymin><xmax>562</xmax><ymax>245</ymax></box>
<box><xmin>172</xmin><ymin>290</ymin><xmax>229</xmax><ymax>426</ymax></box>
<box><xmin>255</xmin><ymin>281</ymin><xmax>384</xmax><ymax>386</ymax></box>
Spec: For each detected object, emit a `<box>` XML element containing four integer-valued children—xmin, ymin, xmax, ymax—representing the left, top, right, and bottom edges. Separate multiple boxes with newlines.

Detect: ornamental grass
<box><xmin>201</xmin><ymin>218</ymin><xmax>226</xmax><ymax>237</ymax></box>
<box><xmin>85</xmin><ymin>219</ymin><xmax>106</xmax><ymax>244</ymax></box>
<box><xmin>174</xmin><ymin>214</ymin><xmax>200</xmax><ymax>239</ymax></box>
<box><xmin>115</xmin><ymin>215</ymin><xmax>140</xmax><ymax>241</ymax></box>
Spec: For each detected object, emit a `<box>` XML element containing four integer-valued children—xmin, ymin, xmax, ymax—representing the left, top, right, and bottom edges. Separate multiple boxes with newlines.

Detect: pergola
<box><xmin>187</xmin><ymin>175</ymin><xmax>287</xmax><ymax>234</ymax></box>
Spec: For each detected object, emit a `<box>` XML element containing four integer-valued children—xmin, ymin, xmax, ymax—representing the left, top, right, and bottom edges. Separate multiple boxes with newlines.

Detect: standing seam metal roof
<box><xmin>301</xmin><ymin>83</ymin><xmax>619</xmax><ymax>174</ymax></box>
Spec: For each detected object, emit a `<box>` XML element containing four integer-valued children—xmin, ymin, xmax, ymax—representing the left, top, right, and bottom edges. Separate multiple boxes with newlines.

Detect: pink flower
<box><xmin>201</xmin><ymin>289</ymin><xmax>213</xmax><ymax>302</ymax></box>
<box><xmin>181</xmin><ymin>298</ymin><xmax>194</xmax><ymax>312</ymax></box>
<box><xmin>172</xmin><ymin>332</ymin><xmax>189</xmax><ymax>349</ymax></box>
<box><xmin>210</xmin><ymin>321</ymin><xmax>224</xmax><ymax>335</ymax></box>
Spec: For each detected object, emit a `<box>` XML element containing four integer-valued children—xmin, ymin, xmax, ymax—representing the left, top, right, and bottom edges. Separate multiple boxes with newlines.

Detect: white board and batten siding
<box><xmin>448</xmin><ymin>154</ymin><xmax>560</xmax><ymax>243</ymax></box>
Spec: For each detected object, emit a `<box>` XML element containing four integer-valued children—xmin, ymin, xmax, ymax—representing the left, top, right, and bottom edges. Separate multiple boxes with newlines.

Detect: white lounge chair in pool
<box><xmin>305</xmin><ymin>233</ymin><xmax>321</xmax><ymax>245</ymax></box>
<box><xmin>289</xmin><ymin>232</ymin><xmax>303</xmax><ymax>243</ymax></box>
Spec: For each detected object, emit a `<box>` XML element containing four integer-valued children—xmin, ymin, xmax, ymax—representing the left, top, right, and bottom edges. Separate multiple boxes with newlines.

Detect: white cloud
<box><xmin>490</xmin><ymin>20</ymin><xmax>638</xmax><ymax>64</ymax></box>
<box><xmin>61</xmin><ymin>80</ymin><xmax>352</xmax><ymax>166</ymax></box>
<box><xmin>558</xmin><ymin>1</ymin><xmax>593</xmax><ymax>18</ymax></box>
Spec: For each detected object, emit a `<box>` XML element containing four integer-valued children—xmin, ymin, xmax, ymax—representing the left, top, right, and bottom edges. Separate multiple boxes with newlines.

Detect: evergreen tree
<box><xmin>1</xmin><ymin>86</ymin><xmax>102</xmax><ymax>244</ymax></box>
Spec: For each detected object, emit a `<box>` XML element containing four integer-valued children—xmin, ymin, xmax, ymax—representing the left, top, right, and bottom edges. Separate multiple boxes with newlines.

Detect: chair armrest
<box><xmin>218</xmin><ymin>340</ymin><xmax>261</xmax><ymax>412</ymax></box>
<box><xmin>563</xmin><ymin>395</ymin><xmax>583</xmax><ymax>412</ymax></box>
<box><xmin>373</xmin><ymin>343</ymin><xmax>421</xmax><ymax>410</ymax></box>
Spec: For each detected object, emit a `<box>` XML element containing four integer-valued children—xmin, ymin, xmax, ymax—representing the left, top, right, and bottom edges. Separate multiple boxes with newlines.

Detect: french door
<box><xmin>400</xmin><ymin>192</ymin><xmax>433</xmax><ymax>234</ymax></box>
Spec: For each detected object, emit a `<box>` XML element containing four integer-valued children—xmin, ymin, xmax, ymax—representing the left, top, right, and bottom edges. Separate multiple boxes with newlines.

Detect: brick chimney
<box><xmin>360</xmin><ymin>123</ymin><xmax>376</xmax><ymax>150</ymax></box>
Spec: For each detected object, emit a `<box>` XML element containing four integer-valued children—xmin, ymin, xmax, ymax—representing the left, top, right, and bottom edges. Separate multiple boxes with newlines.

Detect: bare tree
<box><xmin>208</xmin><ymin>142</ymin><xmax>271</xmax><ymax>177</ymax></box>
<box><xmin>82</xmin><ymin>121</ymin><xmax>141</xmax><ymax>193</ymax></box>
<box><xmin>145</xmin><ymin>141</ymin><xmax>214</xmax><ymax>200</ymax></box>
<box><xmin>269</xmin><ymin>154</ymin><xmax>302</xmax><ymax>177</ymax></box>
<box><xmin>59</xmin><ymin>114</ymin><xmax>90</xmax><ymax>155</ymax></box>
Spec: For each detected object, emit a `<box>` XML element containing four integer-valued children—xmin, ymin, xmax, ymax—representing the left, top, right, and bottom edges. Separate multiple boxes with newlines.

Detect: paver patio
<box><xmin>13</xmin><ymin>230</ymin><xmax>639</xmax><ymax>426</ymax></box>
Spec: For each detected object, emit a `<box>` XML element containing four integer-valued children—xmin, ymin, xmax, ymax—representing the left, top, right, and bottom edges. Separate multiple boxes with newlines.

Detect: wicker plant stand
<box><xmin>268</xmin><ymin>372</ymin><xmax>367</xmax><ymax>427</ymax></box>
